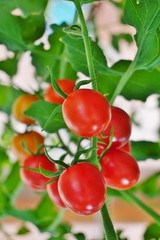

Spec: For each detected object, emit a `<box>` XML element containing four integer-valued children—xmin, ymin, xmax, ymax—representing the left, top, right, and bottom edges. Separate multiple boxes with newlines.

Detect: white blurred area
<box><xmin>0</xmin><ymin>1</ymin><xmax>160</xmax><ymax>240</ymax></box>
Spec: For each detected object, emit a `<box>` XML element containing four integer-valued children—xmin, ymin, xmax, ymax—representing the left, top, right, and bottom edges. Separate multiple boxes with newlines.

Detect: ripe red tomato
<box><xmin>20</xmin><ymin>155</ymin><xmax>57</xmax><ymax>191</ymax></box>
<box><xmin>118</xmin><ymin>141</ymin><xmax>131</xmax><ymax>153</ymax></box>
<box><xmin>97</xmin><ymin>141</ymin><xmax>131</xmax><ymax>156</ymax></box>
<box><xmin>11</xmin><ymin>131</ymin><xmax>44</xmax><ymax>162</ymax></box>
<box><xmin>44</xmin><ymin>79</ymin><xmax>75</xmax><ymax>104</ymax></box>
<box><xmin>58</xmin><ymin>162</ymin><xmax>106</xmax><ymax>215</ymax></box>
<box><xmin>98</xmin><ymin>106</ymin><xmax>131</xmax><ymax>148</ymax></box>
<box><xmin>100</xmin><ymin>149</ymin><xmax>140</xmax><ymax>190</ymax></box>
<box><xmin>12</xmin><ymin>94</ymin><xmax>38</xmax><ymax>125</ymax></box>
<box><xmin>47</xmin><ymin>179</ymin><xmax>66</xmax><ymax>208</ymax></box>
<box><xmin>62</xmin><ymin>89</ymin><xmax>111</xmax><ymax>137</ymax></box>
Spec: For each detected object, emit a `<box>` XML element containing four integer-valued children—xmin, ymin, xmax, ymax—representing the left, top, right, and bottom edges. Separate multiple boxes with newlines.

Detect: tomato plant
<box><xmin>12</xmin><ymin>94</ymin><xmax>39</xmax><ymax>125</ymax></box>
<box><xmin>11</xmin><ymin>131</ymin><xmax>44</xmax><ymax>162</ymax></box>
<box><xmin>58</xmin><ymin>162</ymin><xmax>106</xmax><ymax>215</ymax></box>
<box><xmin>0</xmin><ymin>0</ymin><xmax>160</xmax><ymax>239</ymax></box>
<box><xmin>62</xmin><ymin>88</ymin><xmax>111</xmax><ymax>137</ymax></box>
<box><xmin>100</xmin><ymin>149</ymin><xmax>140</xmax><ymax>190</ymax></box>
<box><xmin>20</xmin><ymin>155</ymin><xmax>57</xmax><ymax>191</ymax></box>
<box><xmin>44</xmin><ymin>79</ymin><xmax>75</xmax><ymax>104</ymax></box>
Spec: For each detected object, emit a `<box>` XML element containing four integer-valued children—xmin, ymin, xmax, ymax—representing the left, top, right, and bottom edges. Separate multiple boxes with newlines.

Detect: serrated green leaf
<box><xmin>131</xmin><ymin>141</ymin><xmax>160</xmax><ymax>161</ymax></box>
<box><xmin>97</xmin><ymin>60</ymin><xmax>160</xmax><ymax>101</ymax></box>
<box><xmin>31</xmin><ymin>24</ymin><xmax>76</xmax><ymax>80</ymax></box>
<box><xmin>124</xmin><ymin>0</ymin><xmax>160</xmax><ymax>69</ymax></box>
<box><xmin>25</xmin><ymin>100</ymin><xmax>66</xmax><ymax>133</ymax></box>
<box><xmin>0</xmin><ymin>8</ymin><xmax>26</xmax><ymax>51</ymax></box>
<box><xmin>0</xmin><ymin>85</ymin><xmax>22</xmax><ymax>114</ymax></box>
<box><xmin>144</xmin><ymin>223</ymin><xmax>160</xmax><ymax>240</ymax></box>
<box><xmin>62</xmin><ymin>34</ymin><xmax>116</xmax><ymax>77</ymax></box>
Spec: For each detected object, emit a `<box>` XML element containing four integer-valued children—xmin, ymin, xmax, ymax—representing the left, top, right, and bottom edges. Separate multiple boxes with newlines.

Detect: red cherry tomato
<box><xmin>47</xmin><ymin>179</ymin><xmax>66</xmax><ymax>208</ymax></box>
<box><xmin>58</xmin><ymin>162</ymin><xmax>106</xmax><ymax>215</ymax></box>
<box><xmin>98</xmin><ymin>106</ymin><xmax>131</xmax><ymax>148</ymax></box>
<box><xmin>118</xmin><ymin>141</ymin><xmax>131</xmax><ymax>153</ymax></box>
<box><xmin>44</xmin><ymin>79</ymin><xmax>75</xmax><ymax>104</ymax></box>
<box><xmin>100</xmin><ymin>149</ymin><xmax>140</xmax><ymax>190</ymax></box>
<box><xmin>62</xmin><ymin>89</ymin><xmax>111</xmax><ymax>137</ymax></box>
<box><xmin>97</xmin><ymin>141</ymin><xmax>131</xmax><ymax>156</ymax></box>
<box><xmin>20</xmin><ymin>155</ymin><xmax>57</xmax><ymax>191</ymax></box>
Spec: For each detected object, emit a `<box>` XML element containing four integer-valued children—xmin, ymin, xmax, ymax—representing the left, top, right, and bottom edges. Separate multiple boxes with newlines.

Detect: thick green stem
<box><xmin>73</xmin><ymin>0</ymin><xmax>97</xmax><ymax>88</ymax></box>
<box><xmin>73</xmin><ymin>0</ymin><xmax>98</xmax><ymax>166</ymax></box>
<box><xmin>120</xmin><ymin>191</ymin><xmax>160</xmax><ymax>225</ymax></box>
<box><xmin>100</xmin><ymin>204</ymin><xmax>118</xmax><ymax>240</ymax></box>
<box><xmin>109</xmin><ymin>61</ymin><xmax>136</xmax><ymax>104</ymax></box>
<box><xmin>74</xmin><ymin>2</ymin><xmax>118</xmax><ymax>240</ymax></box>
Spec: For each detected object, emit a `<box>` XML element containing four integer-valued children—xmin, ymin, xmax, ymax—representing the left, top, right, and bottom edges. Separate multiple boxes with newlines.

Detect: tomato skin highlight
<box><xmin>20</xmin><ymin>155</ymin><xmax>57</xmax><ymax>191</ymax></box>
<box><xmin>12</xmin><ymin>94</ymin><xmax>38</xmax><ymax>124</ymax></box>
<box><xmin>62</xmin><ymin>89</ymin><xmax>111</xmax><ymax>137</ymax></box>
<box><xmin>44</xmin><ymin>79</ymin><xmax>75</xmax><ymax>104</ymax></box>
<box><xmin>100</xmin><ymin>149</ymin><xmax>140</xmax><ymax>190</ymax></box>
<box><xmin>58</xmin><ymin>162</ymin><xmax>106</xmax><ymax>215</ymax></box>
<box><xmin>11</xmin><ymin>131</ymin><xmax>44</xmax><ymax>162</ymax></box>
<box><xmin>99</xmin><ymin>106</ymin><xmax>131</xmax><ymax>148</ymax></box>
<box><xmin>47</xmin><ymin>179</ymin><xmax>66</xmax><ymax>208</ymax></box>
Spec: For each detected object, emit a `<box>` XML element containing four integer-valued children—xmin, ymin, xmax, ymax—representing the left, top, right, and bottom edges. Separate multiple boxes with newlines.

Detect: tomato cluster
<box><xmin>11</xmin><ymin>79</ymin><xmax>140</xmax><ymax>216</ymax></box>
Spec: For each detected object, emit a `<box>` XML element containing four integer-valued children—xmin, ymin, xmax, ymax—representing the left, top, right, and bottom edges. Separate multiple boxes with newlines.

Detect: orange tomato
<box><xmin>11</xmin><ymin>131</ymin><xmax>44</xmax><ymax>162</ymax></box>
<box><xmin>12</xmin><ymin>94</ymin><xmax>38</xmax><ymax>125</ymax></box>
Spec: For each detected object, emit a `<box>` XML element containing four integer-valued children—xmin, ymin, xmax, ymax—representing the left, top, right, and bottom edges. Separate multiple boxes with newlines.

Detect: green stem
<box><xmin>57</xmin><ymin>131</ymin><xmax>74</xmax><ymax>156</ymax></box>
<box><xmin>100</xmin><ymin>204</ymin><xmax>118</xmax><ymax>240</ymax></box>
<box><xmin>109</xmin><ymin>61</ymin><xmax>136</xmax><ymax>104</ymax></box>
<box><xmin>73</xmin><ymin>0</ymin><xmax>98</xmax><ymax>166</ymax></box>
<box><xmin>74</xmin><ymin>2</ymin><xmax>118</xmax><ymax>240</ymax></box>
<box><xmin>120</xmin><ymin>191</ymin><xmax>160</xmax><ymax>225</ymax></box>
<box><xmin>73</xmin><ymin>0</ymin><xmax>97</xmax><ymax>89</ymax></box>
<box><xmin>46</xmin><ymin>209</ymin><xmax>65</xmax><ymax>233</ymax></box>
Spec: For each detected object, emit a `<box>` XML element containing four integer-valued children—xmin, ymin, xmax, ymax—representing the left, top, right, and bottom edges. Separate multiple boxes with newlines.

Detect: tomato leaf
<box><xmin>25</xmin><ymin>100</ymin><xmax>66</xmax><ymax>133</ymax></box>
<box><xmin>31</xmin><ymin>24</ymin><xmax>77</xmax><ymax>80</ymax></box>
<box><xmin>124</xmin><ymin>0</ymin><xmax>160</xmax><ymax>69</ymax></box>
<box><xmin>0</xmin><ymin>8</ymin><xmax>26</xmax><ymax>51</ymax></box>
<box><xmin>97</xmin><ymin>60</ymin><xmax>160</xmax><ymax>101</ymax></box>
<box><xmin>0</xmin><ymin>85</ymin><xmax>22</xmax><ymax>114</ymax></box>
<box><xmin>131</xmin><ymin>141</ymin><xmax>160</xmax><ymax>161</ymax></box>
<box><xmin>144</xmin><ymin>223</ymin><xmax>160</xmax><ymax>240</ymax></box>
<box><xmin>62</xmin><ymin>34</ymin><xmax>116</xmax><ymax>77</ymax></box>
<box><xmin>136</xmin><ymin>173</ymin><xmax>160</xmax><ymax>198</ymax></box>
<box><xmin>0</xmin><ymin>55</ymin><xmax>18</xmax><ymax>76</ymax></box>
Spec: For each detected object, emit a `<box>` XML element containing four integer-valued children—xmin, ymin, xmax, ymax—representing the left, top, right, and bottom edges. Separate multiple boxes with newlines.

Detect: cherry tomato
<box><xmin>62</xmin><ymin>89</ymin><xmax>111</xmax><ymax>137</ymax></box>
<box><xmin>58</xmin><ymin>162</ymin><xmax>106</xmax><ymax>215</ymax></box>
<box><xmin>11</xmin><ymin>131</ymin><xmax>44</xmax><ymax>162</ymax></box>
<box><xmin>20</xmin><ymin>155</ymin><xmax>57</xmax><ymax>191</ymax></box>
<box><xmin>100</xmin><ymin>149</ymin><xmax>140</xmax><ymax>190</ymax></box>
<box><xmin>44</xmin><ymin>79</ymin><xmax>75</xmax><ymax>104</ymax></box>
<box><xmin>97</xmin><ymin>141</ymin><xmax>131</xmax><ymax>156</ymax></box>
<box><xmin>98</xmin><ymin>106</ymin><xmax>131</xmax><ymax>148</ymax></box>
<box><xmin>47</xmin><ymin>179</ymin><xmax>66</xmax><ymax>208</ymax></box>
<box><xmin>12</xmin><ymin>94</ymin><xmax>38</xmax><ymax>125</ymax></box>
<box><xmin>118</xmin><ymin>141</ymin><xmax>131</xmax><ymax>153</ymax></box>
